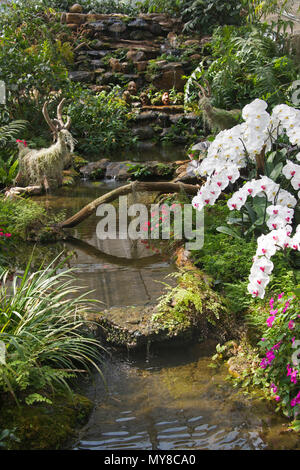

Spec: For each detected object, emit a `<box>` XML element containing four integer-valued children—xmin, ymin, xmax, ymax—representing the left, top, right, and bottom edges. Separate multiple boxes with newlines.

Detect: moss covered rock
<box><xmin>88</xmin><ymin>267</ymin><xmax>234</xmax><ymax>349</ymax></box>
<box><xmin>0</xmin><ymin>393</ymin><xmax>93</xmax><ymax>450</ymax></box>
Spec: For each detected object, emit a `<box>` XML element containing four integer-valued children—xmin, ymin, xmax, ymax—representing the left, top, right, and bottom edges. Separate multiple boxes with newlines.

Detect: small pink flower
<box><xmin>288</xmin><ymin>320</ymin><xmax>295</xmax><ymax>330</ymax></box>
<box><xmin>267</xmin><ymin>315</ymin><xmax>276</xmax><ymax>327</ymax></box>
<box><xmin>271</xmin><ymin>383</ymin><xmax>278</xmax><ymax>393</ymax></box>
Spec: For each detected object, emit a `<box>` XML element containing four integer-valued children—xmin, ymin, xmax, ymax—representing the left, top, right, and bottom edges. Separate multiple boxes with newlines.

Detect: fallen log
<box><xmin>57</xmin><ymin>181</ymin><xmax>199</xmax><ymax>228</ymax></box>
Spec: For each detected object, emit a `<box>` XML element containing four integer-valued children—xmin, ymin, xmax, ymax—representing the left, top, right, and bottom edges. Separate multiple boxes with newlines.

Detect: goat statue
<box><xmin>15</xmin><ymin>99</ymin><xmax>75</xmax><ymax>191</ymax></box>
<box><xmin>194</xmin><ymin>79</ymin><xmax>241</xmax><ymax>132</ymax></box>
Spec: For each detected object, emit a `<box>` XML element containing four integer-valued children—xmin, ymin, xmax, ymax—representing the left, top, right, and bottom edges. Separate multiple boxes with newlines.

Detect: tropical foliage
<box><xmin>185</xmin><ymin>23</ymin><xmax>299</xmax><ymax>111</ymax></box>
<box><xmin>0</xmin><ymin>257</ymin><xmax>105</xmax><ymax>405</ymax></box>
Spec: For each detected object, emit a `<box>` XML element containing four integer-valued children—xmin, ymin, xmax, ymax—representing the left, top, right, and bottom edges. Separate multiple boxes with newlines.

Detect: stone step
<box><xmin>139</xmin><ymin>105</ymin><xmax>184</xmax><ymax>114</ymax></box>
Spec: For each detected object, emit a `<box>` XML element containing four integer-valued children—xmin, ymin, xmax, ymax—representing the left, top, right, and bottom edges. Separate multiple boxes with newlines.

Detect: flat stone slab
<box><xmin>86</xmin><ymin>304</ymin><xmax>192</xmax><ymax>349</ymax></box>
<box><xmin>141</xmin><ymin>105</ymin><xmax>184</xmax><ymax>114</ymax></box>
<box><xmin>69</xmin><ymin>70</ymin><xmax>94</xmax><ymax>82</ymax></box>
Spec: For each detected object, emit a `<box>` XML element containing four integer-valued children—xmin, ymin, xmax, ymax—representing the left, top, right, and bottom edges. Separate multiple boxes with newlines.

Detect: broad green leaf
<box><xmin>216</xmin><ymin>226</ymin><xmax>242</xmax><ymax>239</ymax></box>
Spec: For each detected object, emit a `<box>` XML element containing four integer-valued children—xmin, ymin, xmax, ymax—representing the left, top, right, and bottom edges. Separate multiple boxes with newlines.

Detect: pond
<box><xmin>28</xmin><ymin>148</ymin><xmax>299</xmax><ymax>451</ymax></box>
<box><xmin>72</xmin><ymin>341</ymin><xmax>299</xmax><ymax>451</ymax></box>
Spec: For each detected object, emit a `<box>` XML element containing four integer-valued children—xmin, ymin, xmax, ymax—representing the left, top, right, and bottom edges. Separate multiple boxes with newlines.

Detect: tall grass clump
<box><xmin>0</xmin><ymin>256</ymin><xmax>105</xmax><ymax>405</ymax></box>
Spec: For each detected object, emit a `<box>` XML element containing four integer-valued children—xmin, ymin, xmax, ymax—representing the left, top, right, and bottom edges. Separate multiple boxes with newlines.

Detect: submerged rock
<box><xmin>88</xmin><ymin>267</ymin><xmax>234</xmax><ymax>350</ymax></box>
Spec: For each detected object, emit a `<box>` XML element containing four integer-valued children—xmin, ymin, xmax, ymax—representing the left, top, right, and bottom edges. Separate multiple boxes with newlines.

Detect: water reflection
<box><xmin>35</xmin><ymin>180</ymin><xmax>174</xmax><ymax>308</ymax></box>
<box><xmin>73</xmin><ymin>342</ymin><xmax>299</xmax><ymax>450</ymax></box>
<box><xmin>32</xmin><ymin>178</ymin><xmax>299</xmax><ymax>451</ymax></box>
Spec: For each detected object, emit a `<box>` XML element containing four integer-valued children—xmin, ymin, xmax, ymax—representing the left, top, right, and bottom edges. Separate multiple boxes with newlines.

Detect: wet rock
<box><xmin>153</xmin><ymin>67</ymin><xmax>186</xmax><ymax>91</ymax></box>
<box><xmin>108</xmin><ymin>21</ymin><xmax>127</xmax><ymax>34</ymax></box>
<box><xmin>135</xmin><ymin>61</ymin><xmax>148</xmax><ymax>72</ymax></box>
<box><xmin>183</xmin><ymin>112</ymin><xmax>199</xmax><ymax>123</ymax></box>
<box><xmin>128</xmin><ymin>18</ymin><xmax>149</xmax><ymax>29</ymax></box>
<box><xmin>66</xmin><ymin>23</ymin><xmax>79</xmax><ymax>31</ymax></box>
<box><xmin>66</xmin><ymin>13</ymin><xmax>86</xmax><ymax>25</ymax></box>
<box><xmin>169</xmin><ymin>113</ymin><xmax>184</xmax><ymax>124</ymax></box>
<box><xmin>89</xmin><ymin>59</ymin><xmax>105</xmax><ymax>68</ymax></box>
<box><xmin>88</xmin><ymin>21</ymin><xmax>107</xmax><ymax>32</ymax></box>
<box><xmin>149</xmin><ymin>22</ymin><xmax>163</xmax><ymax>36</ymax></box>
<box><xmin>91</xmin><ymin>39</ymin><xmax>106</xmax><ymax>50</ymax></box>
<box><xmin>89</xmin><ymin>84</ymin><xmax>111</xmax><ymax>93</ymax></box>
<box><xmin>160</xmin><ymin>127</ymin><xmax>171</xmax><ymax>138</ymax></box>
<box><xmin>105</xmin><ymin>161</ymin><xmax>132</xmax><ymax>180</ymax></box>
<box><xmin>130</xmin><ymin>30</ymin><xmax>153</xmax><ymax>41</ymax></box>
<box><xmin>190</xmin><ymin>53</ymin><xmax>201</xmax><ymax>62</ymax></box>
<box><xmin>69</xmin><ymin>3</ymin><xmax>83</xmax><ymax>13</ymax></box>
<box><xmin>131</xmin><ymin>111</ymin><xmax>158</xmax><ymax>123</ymax></box>
<box><xmin>93</xmin><ymin>68</ymin><xmax>105</xmax><ymax>75</ymax></box>
<box><xmin>156</xmin><ymin>112</ymin><xmax>170</xmax><ymax>127</ymax></box>
<box><xmin>88</xmin><ymin>265</ymin><xmax>232</xmax><ymax>350</ymax></box>
<box><xmin>132</xmin><ymin>125</ymin><xmax>155</xmax><ymax>140</ymax></box>
<box><xmin>126</xmin><ymin>49</ymin><xmax>146</xmax><ymax>62</ymax></box>
<box><xmin>86</xmin><ymin>50</ymin><xmax>108</xmax><ymax>58</ymax></box>
<box><xmin>79</xmin><ymin>159</ymin><xmax>110</xmax><ymax>179</ymax></box>
<box><xmin>96</xmin><ymin>72</ymin><xmax>116</xmax><ymax>85</ymax></box>
<box><xmin>69</xmin><ymin>70</ymin><xmax>94</xmax><ymax>82</ymax></box>
<box><xmin>109</xmin><ymin>57</ymin><xmax>122</xmax><ymax>72</ymax></box>
<box><xmin>160</xmin><ymin>61</ymin><xmax>183</xmax><ymax>71</ymax></box>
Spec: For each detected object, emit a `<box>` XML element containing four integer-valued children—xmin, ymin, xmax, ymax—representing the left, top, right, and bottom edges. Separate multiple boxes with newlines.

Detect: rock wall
<box><xmin>61</xmin><ymin>6</ymin><xmax>208</xmax><ymax>149</ymax></box>
<box><xmin>62</xmin><ymin>9</ymin><xmax>207</xmax><ymax>93</ymax></box>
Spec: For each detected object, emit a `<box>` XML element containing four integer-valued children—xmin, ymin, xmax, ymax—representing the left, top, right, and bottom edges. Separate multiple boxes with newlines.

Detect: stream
<box><xmin>29</xmin><ymin>147</ymin><xmax>299</xmax><ymax>451</ymax></box>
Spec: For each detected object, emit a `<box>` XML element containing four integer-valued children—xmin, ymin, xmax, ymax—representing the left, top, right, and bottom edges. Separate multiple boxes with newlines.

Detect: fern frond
<box><xmin>0</xmin><ymin>120</ymin><xmax>28</xmax><ymax>146</ymax></box>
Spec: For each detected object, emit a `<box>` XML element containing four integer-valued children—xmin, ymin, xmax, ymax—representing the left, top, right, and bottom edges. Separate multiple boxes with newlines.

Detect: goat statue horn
<box><xmin>203</xmin><ymin>78</ymin><xmax>211</xmax><ymax>97</ymax></box>
<box><xmin>56</xmin><ymin>98</ymin><xmax>71</xmax><ymax>129</ymax></box>
<box><xmin>192</xmin><ymin>80</ymin><xmax>207</xmax><ymax>99</ymax></box>
<box><xmin>42</xmin><ymin>102</ymin><xmax>57</xmax><ymax>133</ymax></box>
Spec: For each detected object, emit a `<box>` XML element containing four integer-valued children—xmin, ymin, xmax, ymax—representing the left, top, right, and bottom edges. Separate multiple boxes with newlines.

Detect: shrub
<box><xmin>0</xmin><ymin>256</ymin><xmax>105</xmax><ymax>405</ymax></box>
<box><xmin>241</xmin><ymin>291</ymin><xmax>300</xmax><ymax>431</ymax></box>
<box><xmin>185</xmin><ymin>23</ymin><xmax>299</xmax><ymax>110</ymax></box>
<box><xmin>182</xmin><ymin>0</ymin><xmax>245</xmax><ymax>34</ymax></box>
<box><xmin>66</xmin><ymin>85</ymin><xmax>137</xmax><ymax>156</ymax></box>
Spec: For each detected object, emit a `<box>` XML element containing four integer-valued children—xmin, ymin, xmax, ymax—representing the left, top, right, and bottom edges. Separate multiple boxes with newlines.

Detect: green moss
<box><xmin>62</xmin><ymin>175</ymin><xmax>75</xmax><ymax>186</ymax></box>
<box><xmin>151</xmin><ymin>269</ymin><xmax>231</xmax><ymax>339</ymax></box>
<box><xmin>72</xmin><ymin>154</ymin><xmax>88</xmax><ymax>172</ymax></box>
<box><xmin>90</xmin><ymin>167</ymin><xmax>106</xmax><ymax>180</ymax></box>
<box><xmin>0</xmin><ymin>393</ymin><xmax>93</xmax><ymax>450</ymax></box>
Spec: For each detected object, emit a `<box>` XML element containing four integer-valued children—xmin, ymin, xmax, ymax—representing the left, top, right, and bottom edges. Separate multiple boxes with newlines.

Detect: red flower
<box><xmin>16</xmin><ymin>139</ymin><xmax>27</xmax><ymax>147</ymax></box>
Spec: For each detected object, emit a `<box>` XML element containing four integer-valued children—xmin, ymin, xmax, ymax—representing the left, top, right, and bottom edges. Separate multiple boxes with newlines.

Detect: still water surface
<box><xmin>32</xmin><ymin>158</ymin><xmax>300</xmax><ymax>451</ymax></box>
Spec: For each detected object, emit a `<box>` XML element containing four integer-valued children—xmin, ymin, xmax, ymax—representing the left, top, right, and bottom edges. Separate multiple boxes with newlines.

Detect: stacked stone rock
<box><xmin>62</xmin><ymin>10</ymin><xmax>196</xmax><ymax>92</ymax></box>
<box><xmin>63</xmin><ymin>6</ymin><xmax>205</xmax><ymax>149</ymax></box>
